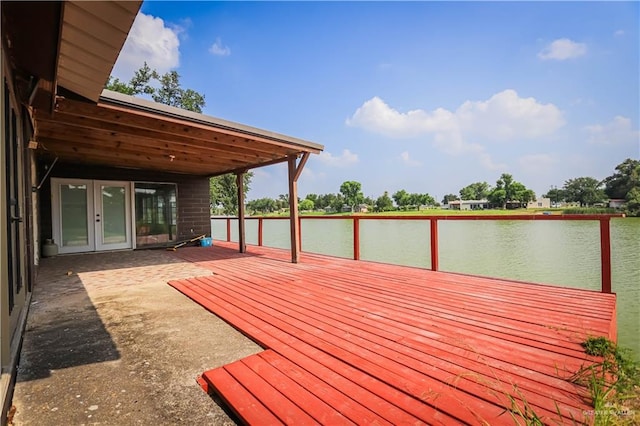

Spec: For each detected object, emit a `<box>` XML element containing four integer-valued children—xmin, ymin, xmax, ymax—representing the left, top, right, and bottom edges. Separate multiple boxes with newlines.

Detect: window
<box><xmin>134</xmin><ymin>183</ymin><xmax>177</xmax><ymax>246</ymax></box>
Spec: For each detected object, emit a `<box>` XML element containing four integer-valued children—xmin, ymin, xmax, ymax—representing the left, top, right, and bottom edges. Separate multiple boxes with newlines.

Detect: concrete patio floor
<box><xmin>10</xmin><ymin>249</ymin><xmax>262</xmax><ymax>425</ymax></box>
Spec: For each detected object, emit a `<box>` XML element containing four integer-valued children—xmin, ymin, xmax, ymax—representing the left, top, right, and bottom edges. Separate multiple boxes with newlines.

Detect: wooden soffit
<box><xmin>56</xmin><ymin>1</ymin><xmax>141</xmax><ymax>102</ymax></box>
<box><xmin>32</xmin><ymin>91</ymin><xmax>323</xmax><ymax>176</ymax></box>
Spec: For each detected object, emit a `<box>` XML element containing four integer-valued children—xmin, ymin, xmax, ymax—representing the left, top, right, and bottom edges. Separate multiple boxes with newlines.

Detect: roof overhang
<box><xmin>1</xmin><ymin>1</ymin><xmax>141</xmax><ymax>111</ymax></box>
<box><xmin>56</xmin><ymin>1</ymin><xmax>141</xmax><ymax>102</ymax></box>
<box><xmin>6</xmin><ymin>1</ymin><xmax>323</xmax><ymax>176</ymax></box>
<box><xmin>32</xmin><ymin>90</ymin><xmax>323</xmax><ymax>176</ymax></box>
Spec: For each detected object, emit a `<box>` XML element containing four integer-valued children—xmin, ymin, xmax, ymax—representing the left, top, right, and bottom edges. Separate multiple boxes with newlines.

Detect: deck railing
<box><xmin>213</xmin><ymin>214</ymin><xmax>624</xmax><ymax>293</ymax></box>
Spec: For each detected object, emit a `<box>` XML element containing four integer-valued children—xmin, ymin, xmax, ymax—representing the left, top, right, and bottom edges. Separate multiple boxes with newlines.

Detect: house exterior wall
<box><xmin>527</xmin><ymin>198</ymin><xmax>551</xmax><ymax>209</ymax></box>
<box><xmin>451</xmin><ymin>200</ymin><xmax>489</xmax><ymax>210</ymax></box>
<box><xmin>609</xmin><ymin>199</ymin><xmax>626</xmax><ymax>209</ymax></box>
<box><xmin>1</xmin><ymin>46</ymin><xmax>34</xmax><ymax>424</ymax></box>
<box><xmin>41</xmin><ymin>162</ymin><xmax>211</xmax><ymax>246</ymax></box>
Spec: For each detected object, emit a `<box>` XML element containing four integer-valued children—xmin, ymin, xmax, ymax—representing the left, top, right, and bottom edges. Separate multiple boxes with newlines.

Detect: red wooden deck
<box><xmin>169</xmin><ymin>241</ymin><xmax>616</xmax><ymax>425</ymax></box>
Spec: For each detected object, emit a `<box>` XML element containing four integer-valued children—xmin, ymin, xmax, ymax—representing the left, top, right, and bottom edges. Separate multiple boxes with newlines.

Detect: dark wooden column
<box><xmin>236</xmin><ymin>171</ymin><xmax>246</xmax><ymax>253</ymax></box>
<box><xmin>288</xmin><ymin>153</ymin><xmax>309</xmax><ymax>263</ymax></box>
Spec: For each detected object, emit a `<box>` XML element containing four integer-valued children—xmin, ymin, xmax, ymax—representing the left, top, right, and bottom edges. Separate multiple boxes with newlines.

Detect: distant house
<box><xmin>446</xmin><ymin>200</ymin><xmax>489</xmax><ymax>210</ymax></box>
<box><xmin>526</xmin><ymin>198</ymin><xmax>551</xmax><ymax>209</ymax></box>
<box><xmin>609</xmin><ymin>199</ymin><xmax>626</xmax><ymax>209</ymax></box>
<box><xmin>356</xmin><ymin>204</ymin><xmax>369</xmax><ymax>213</ymax></box>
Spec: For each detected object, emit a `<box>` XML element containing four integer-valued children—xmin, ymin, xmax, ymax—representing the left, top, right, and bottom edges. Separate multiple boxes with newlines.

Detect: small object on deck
<box><xmin>200</xmin><ymin>237</ymin><xmax>213</xmax><ymax>247</ymax></box>
<box><xmin>167</xmin><ymin>234</ymin><xmax>206</xmax><ymax>251</ymax></box>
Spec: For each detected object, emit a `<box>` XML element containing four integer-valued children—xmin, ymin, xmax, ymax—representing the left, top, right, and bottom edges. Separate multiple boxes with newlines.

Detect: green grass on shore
<box><xmin>247</xmin><ymin>207</ymin><xmax>628</xmax><ymax>218</ymax></box>
<box><xmin>256</xmin><ymin>208</ymin><xmax>564</xmax><ymax>217</ymax></box>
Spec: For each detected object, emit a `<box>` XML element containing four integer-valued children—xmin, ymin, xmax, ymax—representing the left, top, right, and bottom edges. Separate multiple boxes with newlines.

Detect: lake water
<box><xmin>212</xmin><ymin>217</ymin><xmax>639</xmax><ymax>359</ymax></box>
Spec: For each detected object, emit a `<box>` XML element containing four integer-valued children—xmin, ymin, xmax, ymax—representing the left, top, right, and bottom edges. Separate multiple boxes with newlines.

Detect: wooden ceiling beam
<box><xmin>36</xmin><ymin>123</ymin><xmax>278</xmax><ymax>163</ymax></box>
<box><xmin>37</xmin><ymin>136</ymin><xmax>240</xmax><ymax>169</ymax></box>
<box><xmin>54</xmin><ymin>97</ymin><xmax>321</xmax><ymax>154</ymax></box>
<box><xmin>36</xmin><ymin>110</ymin><xmax>286</xmax><ymax>157</ymax></box>
<box><xmin>38</xmin><ymin>151</ymin><xmax>208</xmax><ymax>175</ymax></box>
<box><xmin>40</xmin><ymin>148</ymin><xmax>278</xmax><ymax>177</ymax></box>
<box><xmin>40</xmin><ymin>139</ymin><xmax>213</xmax><ymax>168</ymax></box>
<box><xmin>37</xmin><ymin>145</ymin><xmax>221</xmax><ymax>175</ymax></box>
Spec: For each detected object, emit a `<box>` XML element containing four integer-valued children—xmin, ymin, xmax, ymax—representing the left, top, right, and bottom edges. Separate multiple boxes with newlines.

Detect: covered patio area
<box><xmin>11</xmin><ymin>249</ymin><xmax>260</xmax><ymax>425</ymax></box>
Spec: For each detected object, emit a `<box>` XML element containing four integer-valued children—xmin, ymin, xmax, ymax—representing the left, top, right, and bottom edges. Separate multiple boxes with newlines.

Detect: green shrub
<box><xmin>562</xmin><ymin>207</ymin><xmax>617</xmax><ymax>215</ymax></box>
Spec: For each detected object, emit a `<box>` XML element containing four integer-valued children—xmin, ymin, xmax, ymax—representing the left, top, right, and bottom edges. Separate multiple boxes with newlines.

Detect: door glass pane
<box><xmin>135</xmin><ymin>183</ymin><xmax>177</xmax><ymax>246</ymax></box>
<box><xmin>101</xmin><ymin>185</ymin><xmax>127</xmax><ymax>244</ymax></box>
<box><xmin>61</xmin><ymin>184</ymin><xmax>88</xmax><ymax>247</ymax></box>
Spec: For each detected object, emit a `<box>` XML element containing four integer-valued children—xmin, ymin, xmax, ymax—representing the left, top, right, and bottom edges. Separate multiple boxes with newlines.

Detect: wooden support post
<box><xmin>226</xmin><ymin>218</ymin><xmax>231</xmax><ymax>242</ymax></box>
<box><xmin>287</xmin><ymin>153</ymin><xmax>309</xmax><ymax>263</ymax></box>
<box><xmin>298</xmin><ymin>216</ymin><xmax>303</xmax><ymax>252</ymax></box>
<box><xmin>600</xmin><ymin>218</ymin><xmax>612</xmax><ymax>293</ymax></box>
<box><xmin>353</xmin><ymin>217</ymin><xmax>360</xmax><ymax>260</ymax></box>
<box><xmin>430</xmin><ymin>219</ymin><xmax>439</xmax><ymax>271</ymax></box>
<box><xmin>236</xmin><ymin>172</ymin><xmax>246</xmax><ymax>253</ymax></box>
<box><xmin>258</xmin><ymin>217</ymin><xmax>263</xmax><ymax>247</ymax></box>
<box><xmin>288</xmin><ymin>156</ymin><xmax>300</xmax><ymax>263</ymax></box>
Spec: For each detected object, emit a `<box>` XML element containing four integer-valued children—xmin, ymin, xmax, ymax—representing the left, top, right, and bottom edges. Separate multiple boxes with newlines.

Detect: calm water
<box><xmin>213</xmin><ymin>217</ymin><xmax>639</xmax><ymax>358</ymax></box>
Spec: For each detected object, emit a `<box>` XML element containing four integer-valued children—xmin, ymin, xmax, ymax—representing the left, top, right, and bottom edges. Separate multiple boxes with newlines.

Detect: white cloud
<box><xmin>301</xmin><ymin>167</ymin><xmax>326</xmax><ymax>181</ymax></box>
<box><xmin>209</xmin><ymin>37</ymin><xmax>231</xmax><ymax>56</ymax></box>
<box><xmin>317</xmin><ymin>149</ymin><xmax>359</xmax><ymax>167</ymax></box>
<box><xmin>347</xmin><ymin>90</ymin><xmax>563</xmax><ymax>143</ymax></box>
<box><xmin>399</xmin><ymin>151</ymin><xmax>421</xmax><ymax>167</ymax></box>
<box><xmin>518</xmin><ymin>154</ymin><xmax>557</xmax><ymax>174</ymax></box>
<box><xmin>346</xmin><ymin>97</ymin><xmax>433</xmax><ymax>138</ymax></box>
<box><xmin>112</xmin><ymin>13</ymin><xmax>181</xmax><ymax>78</ymax></box>
<box><xmin>346</xmin><ymin>90</ymin><xmax>564</xmax><ymax>170</ymax></box>
<box><xmin>477</xmin><ymin>152</ymin><xmax>506</xmax><ymax>171</ymax></box>
<box><xmin>538</xmin><ymin>38</ymin><xmax>587</xmax><ymax>61</ymax></box>
<box><xmin>614</xmin><ymin>30</ymin><xmax>625</xmax><ymax>37</ymax></box>
<box><xmin>585</xmin><ymin>116</ymin><xmax>640</xmax><ymax>145</ymax></box>
<box><xmin>456</xmin><ymin>90</ymin><xmax>565</xmax><ymax>141</ymax></box>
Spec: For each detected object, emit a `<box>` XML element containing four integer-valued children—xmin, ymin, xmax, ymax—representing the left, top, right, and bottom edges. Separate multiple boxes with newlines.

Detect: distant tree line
<box><xmin>241</xmin><ymin>159</ymin><xmax>639</xmax><ymax>217</ymax></box>
<box><xmin>542</xmin><ymin>158</ymin><xmax>640</xmax><ymax>216</ymax></box>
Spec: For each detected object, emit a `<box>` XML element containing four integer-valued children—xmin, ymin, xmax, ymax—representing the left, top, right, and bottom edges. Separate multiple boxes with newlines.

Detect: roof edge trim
<box><xmin>99</xmin><ymin>89</ymin><xmax>324</xmax><ymax>152</ymax></box>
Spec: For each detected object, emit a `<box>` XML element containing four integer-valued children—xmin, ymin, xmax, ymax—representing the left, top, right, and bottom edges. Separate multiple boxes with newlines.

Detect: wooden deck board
<box><xmin>169</xmin><ymin>242</ymin><xmax>616</xmax><ymax>425</ymax></box>
<box><xmin>185</xmin><ymin>275</ymin><xmax>584</xmax><ymax>422</ymax></box>
<box><xmin>170</xmin><ymin>280</ymin><xmax>444</xmax><ymax>424</ymax></box>
<box><xmin>206</xmin><ymin>274</ymin><xmax>589</xmax><ymax>403</ymax></box>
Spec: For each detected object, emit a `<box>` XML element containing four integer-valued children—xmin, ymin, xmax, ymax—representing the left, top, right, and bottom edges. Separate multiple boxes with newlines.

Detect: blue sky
<box><xmin>112</xmin><ymin>1</ymin><xmax>639</xmax><ymax>203</ymax></box>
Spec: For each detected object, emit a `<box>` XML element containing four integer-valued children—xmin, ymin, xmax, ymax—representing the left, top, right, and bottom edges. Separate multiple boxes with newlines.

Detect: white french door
<box><xmin>52</xmin><ymin>178</ymin><xmax>132</xmax><ymax>254</ymax></box>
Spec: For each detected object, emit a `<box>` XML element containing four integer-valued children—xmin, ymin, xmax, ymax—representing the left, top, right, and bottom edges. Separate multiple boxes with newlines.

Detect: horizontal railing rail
<box><xmin>211</xmin><ymin>214</ymin><xmax>625</xmax><ymax>293</ymax></box>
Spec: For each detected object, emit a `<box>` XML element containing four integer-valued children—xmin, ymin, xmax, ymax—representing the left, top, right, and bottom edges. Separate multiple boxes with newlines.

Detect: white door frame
<box><xmin>51</xmin><ymin>178</ymin><xmax>133</xmax><ymax>253</ymax></box>
<box><xmin>51</xmin><ymin>178</ymin><xmax>95</xmax><ymax>254</ymax></box>
<box><xmin>94</xmin><ymin>180</ymin><xmax>132</xmax><ymax>251</ymax></box>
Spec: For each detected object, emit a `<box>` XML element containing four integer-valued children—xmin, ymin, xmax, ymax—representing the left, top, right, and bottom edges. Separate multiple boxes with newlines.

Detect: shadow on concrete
<box><xmin>17</xmin><ymin>306</ymin><xmax>120</xmax><ymax>381</ymax></box>
<box><xmin>17</xmin><ymin>261</ymin><xmax>121</xmax><ymax>381</ymax></box>
<box><xmin>17</xmin><ymin>247</ymin><xmax>255</xmax><ymax>382</ymax></box>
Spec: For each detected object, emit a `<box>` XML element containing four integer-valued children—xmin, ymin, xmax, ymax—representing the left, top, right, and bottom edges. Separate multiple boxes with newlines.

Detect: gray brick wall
<box><xmin>176</xmin><ymin>177</ymin><xmax>211</xmax><ymax>240</ymax></box>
